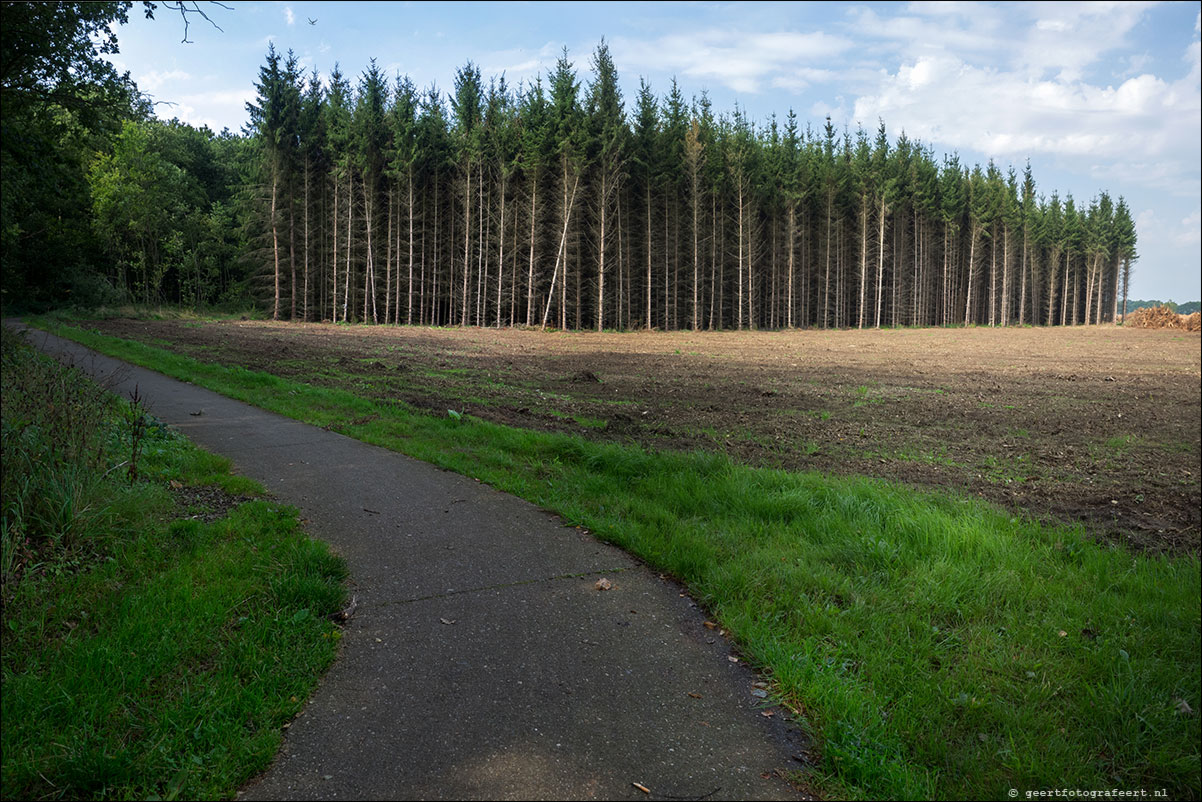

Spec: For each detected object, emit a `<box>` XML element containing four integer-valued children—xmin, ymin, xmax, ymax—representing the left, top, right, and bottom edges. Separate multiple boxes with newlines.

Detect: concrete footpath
<box><xmin>15</xmin><ymin>324</ymin><xmax>810</xmax><ymax>801</ymax></box>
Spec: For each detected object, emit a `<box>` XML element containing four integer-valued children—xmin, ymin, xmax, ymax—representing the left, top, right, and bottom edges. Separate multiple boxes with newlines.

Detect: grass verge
<box><xmin>1</xmin><ymin>327</ymin><xmax>346</xmax><ymax>800</ymax></box>
<box><xmin>32</xmin><ymin>319</ymin><xmax>1202</xmax><ymax>800</ymax></box>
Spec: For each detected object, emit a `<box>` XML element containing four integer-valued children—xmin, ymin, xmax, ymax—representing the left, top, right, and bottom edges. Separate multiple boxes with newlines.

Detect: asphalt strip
<box><xmin>13</xmin><ymin>323</ymin><xmax>811</xmax><ymax>801</ymax></box>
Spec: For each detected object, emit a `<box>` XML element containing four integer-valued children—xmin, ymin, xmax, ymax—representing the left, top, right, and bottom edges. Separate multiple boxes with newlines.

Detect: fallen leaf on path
<box><xmin>703</xmin><ymin>621</ymin><xmax>717</xmax><ymax>630</ymax></box>
<box><xmin>440</xmin><ymin>618</ymin><xmax>456</xmax><ymax>625</ymax></box>
<box><xmin>760</xmin><ymin>710</ymin><xmax>775</xmax><ymax>718</ymax></box>
<box><xmin>728</xmin><ymin>656</ymin><xmax>739</xmax><ymax>662</ymax></box>
<box><xmin>687</xmin><ymin>692</ymin><xmax>702</xmax><ymax>699</ymax></box>
<box><xmin>595</xmin><ymin>578</ymin><xmax>613</xmax><ymax>591</ymax></box>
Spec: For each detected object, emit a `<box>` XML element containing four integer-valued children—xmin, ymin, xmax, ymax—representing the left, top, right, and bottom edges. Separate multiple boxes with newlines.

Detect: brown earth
<box><xmin>89</xmin><ymin>319</ymin><xmax>1202</xmax><ymax>554</ymax></box>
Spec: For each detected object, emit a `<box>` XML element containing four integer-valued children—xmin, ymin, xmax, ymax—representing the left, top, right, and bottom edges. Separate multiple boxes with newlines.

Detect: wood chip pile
<box><xmin>1125</xmin><ymin>305</ymin><xmax>1201</xmax><ymax>331</ymax></box>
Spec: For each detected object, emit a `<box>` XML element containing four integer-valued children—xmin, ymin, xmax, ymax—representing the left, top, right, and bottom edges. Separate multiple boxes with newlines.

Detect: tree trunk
<box><xmin>526</xmin><ymin>177</ymin><xmax>537</xmax><ymax>327</ymax></box>
<box><xmin>645</xmin><ymin>183</ymin><xmax>652</xmax><ymax>328</ymax></box>
<box><xmin>858</xmin><ymin>192</ymin><xmax>868</xmax><ymax>329</ymax></box>
<box><xmin>303</xmin><ymin>158</ymin><xmax>310</xmax><ymax>321</ymax></box>
<box><xmin>462</xmin><ymin>162</ymin><xmax>472</xmax><ymax>326</ymax></box>
<box><xmin>874</xmin><ymin>199</ymin><xmax>887</xmax><ymax>328</ymax></box>
<box><xmin>496</xmin><ymin>173</ymin><xmax>506</xmax><ymax>328</ymax></box>
<box><xmin>598</xmin><ymin>173</ymin><xmax>608</xmax><ymax>331</ymax></box>
<box><xmin>271</xmin><ymin>173</ymin><xmax>280</xmax><ymax>321</ymax></box>
<box><xmin>343</xmin><ymin>173</ymin><xmax>352</xmax><ymax>323</ymax></box>
<box><xmin>737</xmin><ymin>184</ymin><xmax>744</xmax><ymax>330</ymax></box>
<box><xmin>964</xmin><ymin>225</ymin><xmax>978</xmax><ymax>326</ymax></box>
<box><xmin>541</xmin><ymin>174</ymin><xmax>580</xmax><ymax>330</ymax></box>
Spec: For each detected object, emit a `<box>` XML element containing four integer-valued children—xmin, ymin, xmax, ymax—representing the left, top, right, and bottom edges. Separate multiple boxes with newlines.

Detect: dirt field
<box><xmin>89</xmin><ymin>319</ymin><xmax>1201</xmax><ymax>554</ymax></box>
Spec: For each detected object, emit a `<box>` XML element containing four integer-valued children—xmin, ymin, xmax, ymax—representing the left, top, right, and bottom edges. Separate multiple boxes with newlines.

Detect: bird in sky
<box><xmin>308</xmin><ymin>17</ymin><xmax>317</xmax><ymax>25</ymax></box>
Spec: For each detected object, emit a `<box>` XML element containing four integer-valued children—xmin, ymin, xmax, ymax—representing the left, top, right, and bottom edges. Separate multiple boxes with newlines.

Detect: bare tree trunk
<box><xmin>1001</xmin><ymin>224</ymin><xmax>1011</xmax><ymax>325</ymax></box>
<box><xmin>496</xmin><ymin>174</ymin><xmax>506</xmax><ymax>328</ymax></box>
<box><xmin>858</xmin><ymin>192</ymin><xmax>868</xmax><ymax>329</ymax></box>
<box><xmin>708</xmin><ymin>192</ymin><xmax>717</xmax><ymax>329</ymax></box>
<box><xmin>874</xmin><ymin>200</ymin><xmax>887</xmax><ymax>328</ymax></box>
<box><xmin>364</xmin><ymin>183</ymin><xmax>377</xmax><ymax>324</ymax></box>
<box><xmin>964</xmin><ymin>226</ymin><xmax>978</xmax><ymax>326</ymax></box>
<box><xmin>407</xmin><ymin>170</ymin><xmax>415</xmax><ymax>324</ymax></box>
<box><xmin>645</xmin><ymin>183</ymin><xmax>652</xmax><ymax>329</ymax></box>
<box><xmin>510</xmin><ymin>200</ymin><xmax>518</xmax><ymax>325</ymax></box>
<box><xmin>477</xmin><ymin>171</ymin><xmax>485</xmax><ymax>326</ymax></box>
<box><xmin>823</xmin><ymin>191</ymin><xmax>832</xmax><ymax>329</ymax></box>
<box><xmin>271</xmin><ymin>173</ymin><xmax>280</xmax><ymax>321</ymax></box>
<box><xmin>691</xmin><ymin>171</ymin><xmax>699</xmax><ymax>331</ymax></box>
<box><xmin>737</xmin><ymin>184</ymin><xmax>745</xmax><ymax>330</ymax></box>
<box><xmin>462</xmin><ymin>163</ymin><xmax>472</xmax><ymax>326</ymax></box>
<box><xmin>1018</xmin><ymin>225</ymin><xmax>1028</xmax><ymax>326</ymax></box>
<box><xmin>562</xmin><ymin>160</ymin><xmax>569</xmax><ymax>331</ymax></box>
<box><xmin>304</xmin><ymin>159</ymin><xmax>310</xmax><ymax>321</ymax></box>
<box><xmin>1060</xmin><ymin>253</ymin><xmax>1069</xmax><ymax>327</ymax></box>
<box><xmin>598</xmin><ymin>174</ymin><xmax>608</xmax><ymax>331</ymax></box>
<box><xmin>787</xmin><ymin>205</ymin><xmax>795</xmax><ymax>328</ymax></box>
<box><xmin>386</xmin><ymin>187</ymin><xmax>394</xmax><ymax>325</ymax></box>
<box><xmin>332</xmin><ymin>173</ymin><xmax>338</xmax><ymax>322</ymax></box>
<box><xmin>526</xmin><ymin>178</ymin><xmax>536</xmax><ymax>327</ymax></box>
<box><xmin>542</xmin><ymin>174</ymin><xmax>580</xmax><ymax>330</ymax></box>
<box><xmin>343</xmin><ymin>173</ymin><xmax>352</xmax><ymax>323</ymax></box>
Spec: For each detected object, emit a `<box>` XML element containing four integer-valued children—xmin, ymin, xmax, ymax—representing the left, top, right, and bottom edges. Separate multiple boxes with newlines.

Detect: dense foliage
<box><xmin>1</xmin><ymin>2</ymin><xmax>254</xmax><ymax>312</ymax></box>
<box><xmin>245</xmin><ymin>43</ymin><xmax>1140</xmax><ymax>330</ymax></box>
<box><xmin>0</xmin><ymin>3</ymin><xmax>1155</xmax><ymax>327</ymax></box>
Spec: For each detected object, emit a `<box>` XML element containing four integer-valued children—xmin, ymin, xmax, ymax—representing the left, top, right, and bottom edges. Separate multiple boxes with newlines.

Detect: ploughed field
<box><xmin>95</xmin><ymin>319</ymin><xmax>1201</xmax><ymax>554</ymax></box>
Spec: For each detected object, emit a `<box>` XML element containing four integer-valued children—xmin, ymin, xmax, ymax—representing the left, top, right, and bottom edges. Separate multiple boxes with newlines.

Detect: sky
<box><xmin>107</xmin><ymin>1</ymin><xmax>1201</xmax><ymax>303</ymax></box>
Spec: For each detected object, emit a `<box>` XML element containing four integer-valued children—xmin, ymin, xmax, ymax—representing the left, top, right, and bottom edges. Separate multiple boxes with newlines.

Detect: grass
<box><xmin>1</xmin><ymin>328</ymin><xmax>347</xmax><ymax>800</ymax></box>
<box><xmin>31</xmin><ymin>318</ymin><xmax>1202</xmax><ymax>801</ymax></box>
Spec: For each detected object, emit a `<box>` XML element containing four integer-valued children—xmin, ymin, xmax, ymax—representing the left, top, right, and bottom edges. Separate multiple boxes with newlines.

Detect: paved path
<box><xmin>16</xmin><ymin>324</ymin><xmax>809</xmax><ymax>801</ymax></box>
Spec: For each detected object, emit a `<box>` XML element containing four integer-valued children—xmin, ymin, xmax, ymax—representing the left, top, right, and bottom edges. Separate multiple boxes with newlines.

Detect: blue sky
<box><xmin>109</xmin><ymin>1</ymin><xmax>1201</xmax><ymax>302</ymax></box>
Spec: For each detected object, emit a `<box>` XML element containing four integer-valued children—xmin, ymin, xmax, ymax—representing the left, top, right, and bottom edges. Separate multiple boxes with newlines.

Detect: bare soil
<box><xmin>92</xmin><ymin>319</ymin><xmax>1201</xmax><ymax>554</ymax></box>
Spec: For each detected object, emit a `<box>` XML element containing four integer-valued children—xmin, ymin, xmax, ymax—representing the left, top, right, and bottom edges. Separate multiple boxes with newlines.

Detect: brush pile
<box><xmin>1125</xmin><ymin>305</ymin><xmax>1200</xmax><ymax>331</ymax></box>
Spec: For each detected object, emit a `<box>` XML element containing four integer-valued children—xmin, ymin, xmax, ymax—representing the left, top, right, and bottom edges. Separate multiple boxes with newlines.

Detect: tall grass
<box><xmin>1</xmin><ymin>328</ymin><xmax>346</xmax><ymax>799</ymax></box>
<box><xmin>33</xmin><ymin>320</ymin><xmax>1202</xmax><ymax>800</ymax></box>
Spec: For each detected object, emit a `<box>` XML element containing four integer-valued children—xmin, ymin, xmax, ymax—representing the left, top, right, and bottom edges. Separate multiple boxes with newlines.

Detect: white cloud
<box><xmin>284</xmin><ymin>6</ymin><xmax>294</xmax><ymax>26</ymax></box>
<box><xmin>771</xmin><ymin>68</ymin><xmax>837</xmax><ymax>92</ymax></box>
<box><xmin>843</xmin><ymin>5</ymin><xmax>1007</xmax><ymax>62</ymax></box>
<box><xmin>850</xmin><ymin>44</ymin><xmax>1200</xmax><ymax>195</ymax></box>
<box><xmin>137</xmin><ymin>69</ymin><xmax>190</xmax><ymax>92</ymax></box>
<box><xmin>164</xmin><ymin>88</ymin><xmax>258</xmax><ymax>132</ymax></box>
<box><xmin>482</xmin><ymin>41</ymin><xmax>561</xmax><ymax>83</ymax></box>
<box><xmin>1017</xmin><ymin>1</ymin><xmax>1152</xmax><ymax>81</ymax></box>
<box><xmin>611</xmin><ymin>29</ymin><xmax>852</xmax><ymax>94</ymax></box>
<box><xmin>1177</xmin><ymin>209</ymin><xmax>1202</xmax><ymax>247</ymax></box>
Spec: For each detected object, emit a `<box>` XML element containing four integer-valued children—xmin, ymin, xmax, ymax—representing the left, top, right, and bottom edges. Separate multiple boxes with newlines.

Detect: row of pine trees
<box><xmin>246</xmin><ymin>41</ymin><xmax>1138</xmax><ymax>331</ymax></box>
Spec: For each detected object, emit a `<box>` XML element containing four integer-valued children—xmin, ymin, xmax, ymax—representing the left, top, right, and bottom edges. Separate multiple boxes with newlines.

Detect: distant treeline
<box><xmin>244</xmin><ymin>42</ymin><xmax>1138</xmax><ymax>330</ymax></box>
<box><xmin>1125</xmin><ymin>300</ymin><xmax>1200</xmax><ymax>315</ymax></box>
<box><xmin>1</xmin><ymin>5</ymin><xmax>1141</xmax><ymax>329</ymax></box>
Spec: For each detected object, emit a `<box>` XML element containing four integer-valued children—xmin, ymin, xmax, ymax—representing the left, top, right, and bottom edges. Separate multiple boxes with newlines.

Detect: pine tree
<box><xmin>586</xmin><ymin>40</ymin><xmax>626</xmax><ymax>331</ymax></box>
<box><xmin>246</xmin><ymin>45</ymin><xmax>286</xmax><ymax>319</ymax></box>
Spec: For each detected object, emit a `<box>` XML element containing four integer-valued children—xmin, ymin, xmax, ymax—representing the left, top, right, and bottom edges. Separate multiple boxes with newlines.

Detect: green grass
<box><xmin>2</xmin><ymin>329</ymin><xmax>346</xmax><ymax>800</ymax></box>
<box><xmin>33</xmin><ymin>319</ymin><xmax>1202</xmax><ymax>801</ymax></box>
